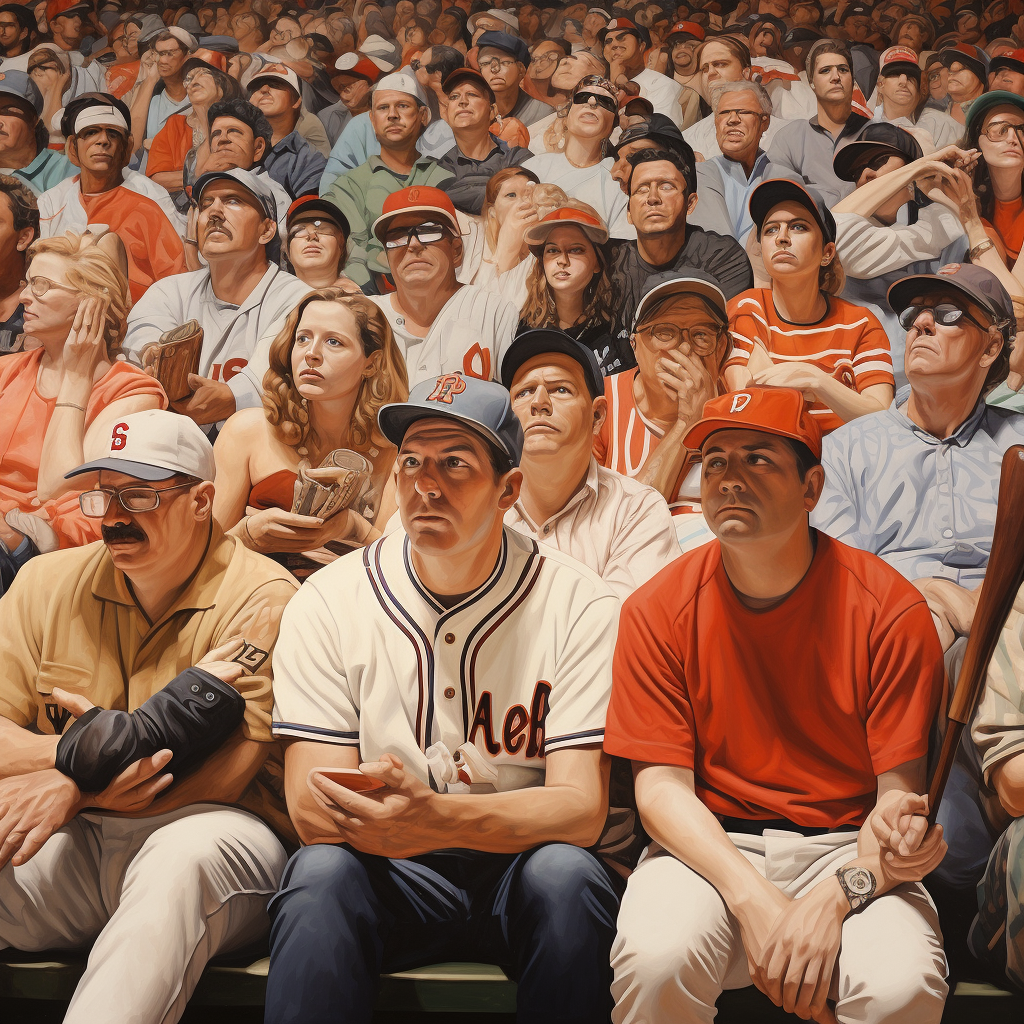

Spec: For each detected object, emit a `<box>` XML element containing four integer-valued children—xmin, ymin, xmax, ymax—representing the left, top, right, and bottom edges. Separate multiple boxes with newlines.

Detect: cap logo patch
<box><xmin>938</xmin><ymin>264</ymin><xmax>960</xmax><ymax>275</ymax></box>
<box><xmin>110</xmin><ymin>422</ymin><xmax>130</xmax><ymax>450</ymax></box>
<box><xmin>427</xmin><ymin>373</ymin><xmax>467</xmax><ymax>404</ymax></box>
<box><xmin>407</xmin><ymin>187</ymin><xmax>421</xmax><ymax>202</ymax></box>
<box><xmin>729</xmin><ymin>393</ymin><xmax>752</xmax><ymax>414</ymax></box>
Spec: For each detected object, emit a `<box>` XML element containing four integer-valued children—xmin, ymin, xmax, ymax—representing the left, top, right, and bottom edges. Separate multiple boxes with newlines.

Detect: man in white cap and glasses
<box><xmin>246</xmin><ymin>62</ymin><xmax>328</xmax><ymax>198</ymax></box>
<box><xmin>266</xmin><ymin>372</ymin><xmax>624</xmax><ymax>1024</ymax></box>
<box><xmin>0</xmin><ymin>408</ymin><xmax>297</xmax><ymax>1024</ymax></box>
<box><xmin>321</xmin><ymin>70</ymin><xmax>454</xmax><ymax>290</ymax></box>
<box><xmin>125</xmin><ymin>166</ymin><xmax>311</xmax><ymax>432</ymax></box>
<box><xmin>37</xmin><ymin>93</ymin><xmax>186</xmax><ymax>303</ymax></box>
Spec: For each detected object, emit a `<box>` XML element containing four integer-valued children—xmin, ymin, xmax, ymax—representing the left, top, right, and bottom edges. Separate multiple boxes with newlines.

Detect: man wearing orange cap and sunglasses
<box><xmin>606</xmin><ymin>386</ymin><xmax>949</xmax><ymax>1024</ymax></box>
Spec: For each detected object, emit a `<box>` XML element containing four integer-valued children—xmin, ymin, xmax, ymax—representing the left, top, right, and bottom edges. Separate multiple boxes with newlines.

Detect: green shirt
<box><xmin>321</xmin><ymin>154</ymin><xmax>455</xmax><ymax>287</ymax></box>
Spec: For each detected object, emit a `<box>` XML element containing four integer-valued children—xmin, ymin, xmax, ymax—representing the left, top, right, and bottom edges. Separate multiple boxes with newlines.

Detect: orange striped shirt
<box><xmin>724</xmin><ymin>288</ymin><xmax>894</xmax><ymax>434</ymax></box>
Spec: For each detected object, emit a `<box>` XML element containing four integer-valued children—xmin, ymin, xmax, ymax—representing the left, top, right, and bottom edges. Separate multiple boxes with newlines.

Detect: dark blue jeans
<box><xmin>264</xmin><ymin>842</ymin><xmax>624</xmax><ymax>1024</ymax></box>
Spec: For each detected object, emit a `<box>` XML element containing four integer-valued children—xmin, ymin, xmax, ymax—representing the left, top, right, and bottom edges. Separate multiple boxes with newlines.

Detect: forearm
<box><xmin>0</xmin><ymin>718</ymin><xmax>59</xmax><ymax>778</ymax></box>
<box><xmin>814</xmin><ymin>377</ymin><xmax>891</xmax><ymax>423</ymax></box>
<box><xmin>36</xmin><ymin>379</ymin><xmax>92</xmax><ymax>502</ymax></box>
<box><xmin>832</xmin><ymin>160</ymin><xmax>920</xmax><ymax>217</ymax></box>
<box><xmin>129</xmin><ymin>79</ymin><xmax>157</xmax><ymax>148</ymax></box>
<box><xmin>151</xmin><ymin>170</ymin><xmax>183</xmax><ymax>191</ymax></box>
<box><xmin>962</xmin><ymin>214</ymin><xmax>1024</xmax><ymax>299</ymax></box>
<box><xmin>637</xmin><ymin>422</ymin><xmax>692</xmax><ymax>501</ymax></box>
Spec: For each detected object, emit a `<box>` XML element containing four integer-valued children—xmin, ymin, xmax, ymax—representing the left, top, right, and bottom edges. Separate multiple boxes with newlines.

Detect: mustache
<box><xmin>102</xmin><ymin>522</ymin><xmax>147</xmax><ymax>544</ymax></box>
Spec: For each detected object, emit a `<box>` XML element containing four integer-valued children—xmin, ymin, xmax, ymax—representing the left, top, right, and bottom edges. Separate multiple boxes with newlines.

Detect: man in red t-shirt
<box><xmin>605</xmin><ymin>385</ymin><xmax>950</xmax><ymax>1024</ymax></box>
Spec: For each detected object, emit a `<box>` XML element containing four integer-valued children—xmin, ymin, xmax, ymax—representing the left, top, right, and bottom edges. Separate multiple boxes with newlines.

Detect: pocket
<box><xmin>35</xmin><ymin>662</ymin><xmax>96</xmax><ymax>736</ymax></box>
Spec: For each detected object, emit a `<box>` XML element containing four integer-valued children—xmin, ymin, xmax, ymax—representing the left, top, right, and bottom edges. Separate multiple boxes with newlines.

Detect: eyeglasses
<box><xmin>478</xmin><ymin>56</ymin><xmax>518</xmax><ymax>72</ymax></box>
<box><xmin>79</xmin><ymin>481</ymin><xmax>197</xmax><ymax>518</ymax></box>
<box><xmin>897</xmin><ymin>302</ymin><xmax>989</xmax><ymax>332</ymax></box>
<box><xmin>714</xmin><ymin>106</ymin><xmax>765</xmax><ymax>121</ymax></box>
<box><xmin>638</xmin><ymin>321</ymin><xmax>723</xmax><ymax>354</ymax></box>
<box><xmin>383</xmin><ymin>221</ymin><xmax>450</xmax><ymax>249</ymax></box>
<box><xmin>572</xmin><ymin>91</ymin><xmax>617</xmax><ymax>113</ymax></box>
<box><xmin>289</xmin><ymin>219</ymin><xmax>342</xmax><ymax>241</ymax></box>
<box><xmin>979</xmin><ymin>120</ymin><xmax>1024</xmax><ymax>143</ymax></box>
<box><xmin>576</xmin><ymin>73</ymin><xmax>617</xmax><ymax>95</ymax></box>
<box><xmin>183</xmin><ymin>68</ymin><xmax>214</xmax><ymax>87</ymax></box>
<box><xmin>24</xmin><ymin>275</ymin><xmax>77</xmax><ymax>297</ymax></box>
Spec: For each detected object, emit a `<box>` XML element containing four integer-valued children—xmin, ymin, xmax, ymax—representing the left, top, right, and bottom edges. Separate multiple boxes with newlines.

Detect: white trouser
<box><xmin>0</xmin><ymin>803</ymin><xmax>287</xmax><ymax>1024</ymax></box>
<box><xmin>611</xmin><ymin>832</ymin><xmax>948</xmax><ymax>1024</ymax></box>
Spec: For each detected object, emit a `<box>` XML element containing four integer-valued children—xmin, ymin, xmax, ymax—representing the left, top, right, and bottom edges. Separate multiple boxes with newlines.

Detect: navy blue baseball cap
<box><xmin>749</xmin><ymin>179</ymin><xmax>836</xmax><ymax>244</ymax></box>
<box><xmin>379</xmin><ymin>373</ymin><xmax>525</xmax><ymax>466</ymax></box>
<box><xmin>500</xmin><ymin>329</ymin><xmax>604</xmax><ymax>400</ymax></box>
<box><xmin>476</xmin><ymin>30</ymin><xmax>532</xmax><ymax>67</ymax></box>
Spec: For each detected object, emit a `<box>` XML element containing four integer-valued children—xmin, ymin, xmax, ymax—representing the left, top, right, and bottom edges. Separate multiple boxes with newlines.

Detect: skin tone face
<box><xmin>197</xmin><ymin>180</ymin><xmax>275</xmax><ymax>259</ymax></box>
<box><xmin>760</xmin><ymin>200</ymin><xmax>834</xmax><ymax>284</ymax></box>
<box><xmin>29</xmin><ymin>54</ymin><xmax>65</xmax><ymax>94</ymax></box>
<box><xmin>750</xmin><ymin>26</ymin><xmax>778</xmax><ymax>58</ymax></box>
<box><xmin>396</xmin><ymin>419</ymin><xmax>517</xmax><ymax>558</ymax></box>
<box><xmin>154</xmin><ymin>39</ymin><xmax>187</xmax><ymax>80</ymax></box>
<box><xmin>402</xmin><ymin>20</ymin><xmax>426</xmax><ymax>47</ymax></box>
<box><xmin>611</xmin><ymin>138</ymin><xmax>659</xmax><ymax>191</ymax></box>
<box><xmin>945</xmin><ymin>61</ymin><xmax>983</xmax><ymax>103</ymax></box>
<box><xmin>990</xmin><ymin>69</ymin><xmax>1024</xmax><ymax>97</ymax></box>
<box><xmin>491</xmin><ymin>174</ymin><xmax>536</xmax><ymax>225</ymax></box>
<box><xmin>249</xmin><ymin>80</ymin><xmax>301</xmax><ymax>120</ymax></box>
<box><xmin>72</xmin><ymin>125</ymin><xmax>130</xmax><ymax>176</ymax></box>
<box><xmin>446</xmin><ymin>81</ymin><xmax>494</xmax><ymax>133</ymax></box>
<box><xmin>550</xmin><ymin>52</ymin><xmax>606</xmax><ymax>92</ymax></box>
<box><xmin>270</xmin><ymin>16</ymin><xmax>301</xmax><ymax>46</ymax></box>
<box><xmin>20</xmin><ymin>253</ymin><xmax>80</xmax><ymax>345</ymax></box>
<box><xmin>510</xmin><ymin>352</ymin><xmax>603</xmax><ymax>459</ymax></box>
<box><xmin>51</xmin><ymin>12</ymin><xmax>83</xmax><ymax>47</ymax></box>
<box><xmin>810</xmin><ymin>54</ymin><xmax>853</xmax><ymax>105</ymax></box>
<box><xmin>928</xmin><ymin>64</ymin><xmax>947</xmax><ymax>101</ymax></box>
<box><xmin>184</xmin><ymin>67</ymin><xmax>222</xmax><ymax>108</ymax></box>
<box><xmin>0</xmin><ymin>98</ymin><xmax>37</xmax><ymax>164</ymax></box>
<box><xmin>715</xmin><ymin>88</ymin><xmax>768</xmax><ymax>163</ymax></box>
<box><xmin>671</xmin><ymin>37</ymin><xmax>701</xmax><ymax>75</ymax></box>
<box><xmin>290</xmin><ymin>302</ymin><xmax>371</xmax><ymax>404</ymax></box>
<box><xmin>385</xmin><ymin>211</ymin><xmax>462</xmax><ymax>286</ymax></box>
<box><xmin>338</xmin><ymin>75</ymin><xmax>372</xmax><ymax>112</ymax></box>
<box><xmin>529</xmin><ymin>41</ymin><xmax>564</xmax><ymax>82</ymax></box>
<box><xmin>287</xmin><ymin>216</ymin><xmax>343</xmax><ymax>280</ymax></box>
<box><xmin>877</xmin><ymin>71</ymin><xmax>920</xmax><ymax>115</ymax></box>
<box><xmin>897</xmin><ymin>21</ymin><xmax>926</xmax><ymax>50</ymax></box>
<box><xmin>902</xmin><ymin>289</ymin><xmax>999</xmax><ymax>383</ymax></box>
<box><xmin>700</xmin><ymin>429</ymin><xmax>822</xmax><ymax>546</ymax></box>
<box><xmin>603</xmin><ymin>29</ymin><xmax>641</xmax><ymax>66</ymax></box>
<box><xmin>633</xmin><ymin>294</ymin><xmax>724</xmax><ymax>399</ymax></box>
<box><xmin>370</xmin><ymin>89</ymin><xmax>427</xmax><ymax>148</ymax></box>
<box><xmin>628</xmin><ymin>160</ymin><xmax>690</xmax><ymax>237</ymax></box>
<box><xmin>478</xmin><ymin>46</ymin><xmax>524</xmax><ymax>94</ymax></box>
<box><xmin>0</xmin><ymin>13</ymin><xmax>26</xmax><ymax>53</ymax></box>
<box><xmin>978</xmin><ymin>105</ymin><xmax>1024</xmax><ymax>172</ymax></box>
<box><xmin>700</xmin><ymin>42</ymin><xmax>746</xmax><ymax>93</ymax></box>
<box><xmin>758</xmin><ymin>0</ymin><xmax>789</xmax><ymax>17</ymax></box>
<box><xmin>567</xmin><ymin>92</ymin><xmax>616</xmax><ymax>142</ymax></box>
<box><xmin>541</xmin><ymin>225</ymin><xmax>600</xmax><ymax>299</ymax></box>
<box><xmin>209</xmin><ymin>117</ymin><xmax>265</xmax><ymax>167</ymax></box>
<box><xmin>843</xmin><ymin>14</ymin><xmax>871</xmax><ymax>43</ymax></box>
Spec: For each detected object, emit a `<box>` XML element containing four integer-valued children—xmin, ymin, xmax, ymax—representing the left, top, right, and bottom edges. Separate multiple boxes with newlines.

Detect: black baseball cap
<box><xmin>749</xmin><ymin>179</ymin><xmax>835</xmax><ymax>244</ymax></box>
<box><xmin>887</xmin><ymin>263</ymin><xmax>1015</xmax><ymax>340</ymax></box>
<box><xmin>833</xmin><ymin>122</ymin><xmax>923</xmax><ymax>182</ymax></box>
<box><xmin>286</xmin><ymin>194</ymin><xmax>351</xmax><ymax>239</ymax></box>
<box><xmin>499</xmin><ymin>329</ymin><xmax>604</xmax><ymax>400</ymax></box>
<box><xmin>608</xmin><ymin>112</ymin><xmax>693</xmax><ymax>160</ymax></box>
<box><xmin>476</xmin><ymin>30</ymin><xmax>532</xmax><ymax>67</ymax></box>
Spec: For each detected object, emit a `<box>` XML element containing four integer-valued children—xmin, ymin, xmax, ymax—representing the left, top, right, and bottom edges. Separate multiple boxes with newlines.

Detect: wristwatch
<box><xmin>836</xmin><ymin>866</ymin><xmax>876</xmax><ymax>910</ymax></box>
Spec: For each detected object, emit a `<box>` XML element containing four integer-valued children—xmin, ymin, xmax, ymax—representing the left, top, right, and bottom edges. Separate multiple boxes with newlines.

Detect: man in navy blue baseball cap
<box><xmin>476</xmin><ymin>30</ymin><xmax>555</xmax><ymax>125</ymax></box>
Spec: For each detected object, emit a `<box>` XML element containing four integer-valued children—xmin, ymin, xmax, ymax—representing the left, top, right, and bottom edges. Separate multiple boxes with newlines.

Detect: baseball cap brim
<box><xmin>442</xmin><ymin>67</ymin><xmax>495</xmax><ymax>98</ymax></box>
<box><xmin>632</xmin><ymin>277</ymin><xmax>728</xmax><ymax>332</ymax></box>
<box><xmin>938</xmin><ymin>48</ymin><xmax>985</xmax><ymax>79</ymax></box>
<box><xmin>194</xmin><ymin>170</ymin><xmax>277</xmax><ymax>224</ymax></box>
<box><xmin>749</xmin><ymin>179</ymin><xmax>835</xmax><ymax>243</ymax></box>
<box><xmin>287</xmin><ymin>196</ymin><xmax>351</xmax><ymax>237</ymax></box>
<box><xmin>991</xmin><ymin>55</ymin><xmax>1024</xmax><ymax>75</ymax></box>
<box><xmin>378</xmin><ymin>404</ymin><xmax>517</xmax><ymax>463</ymax></box>
<box><xmin>499</xmin><ymin>330</ymin><xmax>604</xmax><ymax>399</ymax></box>
<box><xmin>371</xmin><ymin>204</ymin><xmax>460</xmax><ymax>241</ymax></box>
<box><xmin>683</xmin><ymin>415</ymin><xmax>821</xmax><ymax>457</ymax></box>
<box><xmin>886</xmin><ymin>273</ymin><xmax>1006</xmax><ymax>322</ymax></box>
<box><xmin>64</xmin><ymin>458</ymin><xmax>179</xmax><ymax>482</ymax></box>
<box><xmin>248</xmin><ymin>72</ymin><xmax>300</xmax><ymax>95</ymax></box>
<box><xmin>833</xmin><ymin>140</ymin><xmax>906</xmax><ymax>181</ymax></box>
<box><xmin>880</xmin><ymin>60</ymin><xmax>921</xmax><ymax>77</ymax></box>
<box><xmin>966</xmin><ymin>89</ymin><xmax>1024</xmax><ymax>130</ymax></box>
<box><xmin>523</xmin><ymin>215</ymin><xmax>608</xmax><ymax>248</ymax></box>
<box><xmin>608</xmin><ymin>126</ymin><xmax>687</xmax><ymax>159</ymax></box>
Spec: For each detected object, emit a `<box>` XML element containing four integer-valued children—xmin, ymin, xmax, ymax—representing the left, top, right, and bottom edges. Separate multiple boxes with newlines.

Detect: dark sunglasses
<box><xmin>897</xmin><ymin>302</ymin><xmax>988</xmax><ymax>331</ymax></box>
<box><xmin>572</xmin><ymin>91</ymin><xmax>617</xmax><ymax>113</ymax></box>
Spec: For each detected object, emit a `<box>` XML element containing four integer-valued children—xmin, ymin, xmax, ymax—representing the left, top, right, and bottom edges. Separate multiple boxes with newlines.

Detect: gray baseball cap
<box><xmin>0</xmin><ymin>70</ymin><xmax>42</xmax><ymax>117</ymax></box>
<box><xmin>193</xmin><ymin>167</ymin><xmax>277</xmax><ymax>225</ymax></box>
<box><xmin>379</xmin><ymin>373</ymin><xmax>524</xmax><ymax>466</ymax></box>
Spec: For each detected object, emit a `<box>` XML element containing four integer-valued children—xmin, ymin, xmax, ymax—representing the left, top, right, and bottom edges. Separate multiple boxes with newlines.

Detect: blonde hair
<box><xmin>262</xmin><ymin>290</ymin><xmax>409</xmax><ymax>454</ymax></box>
<box><xmin>26</xmin><ymin>231</ymin><xmax>131</xmax><ymax>358</ymax></box>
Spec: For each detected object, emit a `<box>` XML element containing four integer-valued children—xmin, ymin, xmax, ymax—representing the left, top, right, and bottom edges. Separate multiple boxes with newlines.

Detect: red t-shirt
<box><xmin>604</xmin><ymin>533</ymin><xmax>943</xmax><ymax>828</ymax></box>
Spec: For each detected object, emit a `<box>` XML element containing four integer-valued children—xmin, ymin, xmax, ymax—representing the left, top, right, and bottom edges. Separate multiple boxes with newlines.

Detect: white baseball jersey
<box><xmin>271</xmin><ymin>527</ymin><xmax>619</xmax><ymax>791</ymax></box>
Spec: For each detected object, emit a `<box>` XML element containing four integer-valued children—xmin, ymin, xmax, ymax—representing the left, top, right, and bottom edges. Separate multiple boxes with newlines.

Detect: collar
<box><xmin>889</xmin><ymin>384</ymin><xmax>990</xmax><ymax>446</ymax></box>
<box><xmin>809</xmin><ymin>110</ymin><xmax>868</xmax><ymax>142</ymax></box>
<box><xmin>512</xmin><ymin>458</ymin><xmax>600</xmax><ymax>532</ymax></box>
<box><xmin>367</xmin><ymin>152</ymin><xmax>433</xmax><ymax>174</ymax></box>
<box><xmin>716</xmin><ymin>148</ymin><xmax>770</xmax><ymax>185</ymax></box>
<box><xmin>454</xmin><ymin>134</ymin><xmax>507</xmax><ymax>162</ymax></box>
<box><xmin>91</xmin><ymin>523</ymin><xmax>229</xmax><ymax>623</ymax></box>
<box><xmin>273</xmin><ymin>130</ymin><xmax>305</xmax><ymax>153</ymax></box>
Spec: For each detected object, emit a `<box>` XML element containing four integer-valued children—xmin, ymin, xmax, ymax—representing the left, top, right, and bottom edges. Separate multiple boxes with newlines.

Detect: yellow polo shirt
<box><xmin>0</xmin><ymin>526</ymin><xmax>299</xmax><ymax>839</ymax></box>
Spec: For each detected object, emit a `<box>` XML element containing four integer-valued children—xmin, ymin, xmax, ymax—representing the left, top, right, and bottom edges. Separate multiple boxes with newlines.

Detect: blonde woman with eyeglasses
<box><xmin>0</xmin><ymin>232</ymin><xmax>165</xmax><ymax>583</ymax></box>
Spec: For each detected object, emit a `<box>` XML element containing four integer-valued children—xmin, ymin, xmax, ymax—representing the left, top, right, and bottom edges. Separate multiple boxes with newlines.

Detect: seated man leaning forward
<box><xmin>0</xmin><ymin>409</ymin><xmax>297</xmax><ymax>1024</ymax></box>
<box><xmin>605</xmin><ymin>385</ymin><xmax>950</xmax><ymax>1024</ymax></box>
<box><xmin>266</xmin><ymin>373</ymin><xmax>623</xmax><ymax>1024</ymax></box>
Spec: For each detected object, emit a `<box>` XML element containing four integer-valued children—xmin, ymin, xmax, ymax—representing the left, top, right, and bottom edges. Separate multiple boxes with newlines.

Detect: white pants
<box><xmin>0</xmin><ymin>803</ymin><xmax>286</xmax><ymax>1024</ymax></box>
<box><xmin>611</xmin><ymin>832</ymin><xmax>948</xmax><ymax>1024</ymax></box>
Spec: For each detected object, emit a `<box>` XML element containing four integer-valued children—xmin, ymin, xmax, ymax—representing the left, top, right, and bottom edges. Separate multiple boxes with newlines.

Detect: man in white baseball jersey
<box><xmin>266</xmin><ymin>372</ymin><xmax>623</xmax><ymax>1024</ymax></box>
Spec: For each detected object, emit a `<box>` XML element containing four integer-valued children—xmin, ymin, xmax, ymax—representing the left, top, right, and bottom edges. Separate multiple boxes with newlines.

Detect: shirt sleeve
<box><xmin>808</xmin><ymin>430</ymin><xmax>868</xmax><ymax>546</ymax></box>
<box><xmin>146</xmin><ymin>118</ymin><xmax>187</xmax><ymax>177</ymax></box>
<box><xmin>601</xmin><ymin>487</ymin><xmax>679</xmax><ymax>600</ymax></box>
<box><xmin>850</xmin><ymin>310</ymin><xmax>895</xmax><ymax>390</ymax></box>
<box><xmin>865</xmin><ymin>597</ymin><xmax>944</xmax><ymax>774</ymax></box>
<box><xmin>604</xmin><ymin>580</ymin><xmax>696</xmax><ymax>766</ymax></box>
<box><xmin>835</xmin><ymin>210</ymin><xmax>966</xmax><ymax>279</ymax></box>
<box><xmin>724</xmin><ymin>292</ymin><xmax>768</xmax><ymax>370</ymax></box>
<box><xmin>0</xmin><ymin>559</ymin><xmax>46</xmax><ymax>727</ymax></box>
<box><xmin>322</xmin><ymin>173</ymin><xmax>372</xmax><ymax>288</ymax></box>
<box><xmin>705</xmin><ymin>234</ymin><xmax>754</xmax><ymax>300</ymax></box>
<box><xmin>272</xmin><ymin>579</ymin><xmax>361</xmax><ymax>746</ymax></box>
<box><xmin>122</xmin><ymin>280</ymin><xmax>181</xmax><ymax>361</ymax></box>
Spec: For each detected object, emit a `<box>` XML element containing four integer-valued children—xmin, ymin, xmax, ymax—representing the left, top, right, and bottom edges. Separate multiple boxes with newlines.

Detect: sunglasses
<box><xmin>383</xmin><ymin>221</ymin><xmax>450</xmax><ymax>249</ymax></box>
<box><xmin>572</xmin><ymin>91</ymin><xmax>617</xmax><ymax>113</ymax></box>
<box><xmin>897</xmin><ymin>302</ymin><xmax>989</xmax><ymax>331</ymax></box>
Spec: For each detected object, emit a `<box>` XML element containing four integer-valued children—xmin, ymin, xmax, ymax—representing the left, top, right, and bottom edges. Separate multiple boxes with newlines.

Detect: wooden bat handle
<box><xmin>928</xmin><ymin>445</ymin><xmax>1024</xmax><ymax>824</ymax></box>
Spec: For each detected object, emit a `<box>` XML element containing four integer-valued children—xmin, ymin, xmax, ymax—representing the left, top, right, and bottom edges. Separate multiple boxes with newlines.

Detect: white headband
<box><xmin>75</xmin><ymin>105</ymin><xmax>129</xmax><ymax>135</ymax></box>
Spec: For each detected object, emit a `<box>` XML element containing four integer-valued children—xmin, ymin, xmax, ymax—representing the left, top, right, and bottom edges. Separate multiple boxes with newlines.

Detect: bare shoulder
<box><xmin>217</xmin><ymin>407</ymin><xmax>271</xmax><ymax>445</ymax></box>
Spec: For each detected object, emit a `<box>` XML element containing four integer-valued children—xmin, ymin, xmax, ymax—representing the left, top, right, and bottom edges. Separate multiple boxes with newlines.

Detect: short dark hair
<box><xmin>627</xmin><ymin>147</ymin><xmax>696</xmax><ymax>197</ymax></box>
<box><xmin>208</xmin><ymin>99</ymin><xmax>274</xmax><ymax>157</ymax></box>
<box><xmin>0</xmin><ymin>173</ymin><xmax>38</xmax><ymax>239</ymax></box>
<box><xmin>807</xmin><ymin>39</ymin><xmax>852</xmax><ymax>77</ymax></box>
<box><xmin>152</xmin><ymin>30</ymin><xmax>190</xmax><ymax>55</ymax></box>
<box><xmin>483</xmin><ymin>438</ymin><xmax>515</xmax><ymax>478</ymax></box>
<box><xmin>785</xmin><ymin>438</ymin><xmax>821</xmax><ymax>480</ymax></box>
<box><xmin>425</xmin><ymin>43</ymin><xmax>465</xmax><ymax>79</ymax></box>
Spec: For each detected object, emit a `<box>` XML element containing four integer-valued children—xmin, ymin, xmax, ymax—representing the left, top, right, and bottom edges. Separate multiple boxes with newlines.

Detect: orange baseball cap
<box><xmin>523</xmin><ymin>206</ymin><xmax>609</xmax><ymax>249</ymax></box>
<box><xmin>667</xmin><ymin>20</ymin><xmax>705</xmax><ymax>41</ymax></box>
<box><xmin>371</xmin><ymin>185</ymin><xmax>460</xmax><ymax>241</ymax></box>
<box><xmin>684</xmin><ymin>386</ymin><xmax>823</xmax><ymax>459</ymax></box>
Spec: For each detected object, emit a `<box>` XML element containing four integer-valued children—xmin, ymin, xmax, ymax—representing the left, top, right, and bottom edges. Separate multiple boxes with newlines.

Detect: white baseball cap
<box><xmin>65</xmin><ymin>410</ymin><xmax>217</xmax><ymax>483</ymax></box>
<box><xmin>469</xmin><ymin>8</ymin><xmax>520</xmax><ymax>34</ymax></box>
<box><xmin>373</xmin><ymin>71</ymin><xmax>429</xmax><ymax>106</ymax></box>
<box><xmin>247</xmin><ymin>62</ymin><xmax>301</xmax><ymax>97</ymax></box>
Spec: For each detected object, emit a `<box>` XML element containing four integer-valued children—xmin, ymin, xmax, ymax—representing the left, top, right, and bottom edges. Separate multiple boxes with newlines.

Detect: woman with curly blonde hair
<box><xmin>518</xmin><ymin>202</ymin><xmax>618</xmax><ymax>374</ymax></box>
<box><xmin>213</xmin><ymin>289</ymin><xmax>408</xmax><ymax>577</ymax></box>
<box><xmin>0</xmin><ymin>230</ymin><xmax>166</xmax><ymax>588</ymax></box>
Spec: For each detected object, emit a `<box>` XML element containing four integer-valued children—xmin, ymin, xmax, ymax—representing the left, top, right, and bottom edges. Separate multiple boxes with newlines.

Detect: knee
<box><xmin>611</xmin><ymin>904</ymin><xmax>713</xmax><ymax>994</ymax></box>
<box><xmin>516</xmin><ymin>844</ymin><xmax>617</xmax><ymax>924</ymax></box>
<box><xmin>852</xmin><ymin>971</ymin><xmax>948</xmax><ymax>1024</ymax></box>
<box><xmin>271</xmin><ymin>845</ymin><xmax>369</xmax><ymax>918</ymax></box>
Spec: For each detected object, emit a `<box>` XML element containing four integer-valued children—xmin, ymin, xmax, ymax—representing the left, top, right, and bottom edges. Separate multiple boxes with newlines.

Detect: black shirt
<box><xmin>0</xmin><ymin>302</ymin><xmax>26</xmax><ymax>355</ymax></box>
<box><xmin>516</xmin><ymin>316</ymin><xmax>620</xmax><ymax>377</ymax></box>
<box><xmin>438</xmin><ymin>137</ymin><xmax>533</xmax><ymax>215</ymax></box>
<box><xmin>607</xmin><ymin>227</ymin><xmax>753</xmax><ymax>371</ymax></box>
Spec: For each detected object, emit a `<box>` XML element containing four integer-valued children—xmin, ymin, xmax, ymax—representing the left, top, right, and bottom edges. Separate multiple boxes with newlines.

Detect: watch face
<box><xmin>845</xmin><ymin>867</ymin><xmax>874</xmax><ymax>896</ymax></box>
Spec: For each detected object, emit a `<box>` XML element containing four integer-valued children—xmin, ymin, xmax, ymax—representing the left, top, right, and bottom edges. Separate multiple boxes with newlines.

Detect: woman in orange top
<box><xmin>723</xmin><ymin>180</ymin><xmax>894</xmax><ymax>434</ymax></box>
<box><xmin>212</xmin><ymin>289</ymin><xmax>408</xmax><ymax>579</ymax></box>
<box><xmin>0</xmin><ymin>232</ymin><xmax>166</xmax><ymax>573</ymax></box>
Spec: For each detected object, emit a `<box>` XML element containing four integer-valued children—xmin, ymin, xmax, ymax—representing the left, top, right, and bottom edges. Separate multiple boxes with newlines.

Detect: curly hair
<box><xmin>262</xmin><ymin>289</ymin><xmax>409</xmax><ymax>455</ymax></box>
<box><xmin>26</xmin><ymin>231</ymin><xmax>131</xmax><ymax>358</ymax></box>
<box><xmin>520</xmin><ymin>204</ymin><xmax>615</xmax><ymax>332</ymax></box>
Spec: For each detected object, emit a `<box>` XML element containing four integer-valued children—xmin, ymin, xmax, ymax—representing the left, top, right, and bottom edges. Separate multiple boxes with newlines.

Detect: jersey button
<box><xmin>444</xmin><ymin>687</ymin><xmax>456</xmax><ymax>699</ymax></box>
<box><xmin>444</xmin><ymin>632</ymin><xmax>456</xmax><ymax>644</ymax></box>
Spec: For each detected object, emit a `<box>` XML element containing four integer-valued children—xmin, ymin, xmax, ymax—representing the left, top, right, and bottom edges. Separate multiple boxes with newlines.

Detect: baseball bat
<box><xmin>927</xmin><ymin>445</ymin><xmax>1024</xmax><ymax>825</ymax></box>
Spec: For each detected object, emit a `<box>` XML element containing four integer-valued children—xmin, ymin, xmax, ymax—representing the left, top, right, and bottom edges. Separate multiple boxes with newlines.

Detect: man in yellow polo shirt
<box><xmin>0</xmin><ymin>409</ymin><xmax>298</xmax><ymax>1024</ymax></box>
